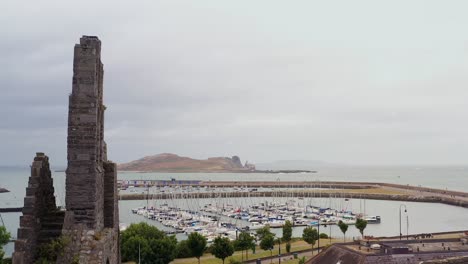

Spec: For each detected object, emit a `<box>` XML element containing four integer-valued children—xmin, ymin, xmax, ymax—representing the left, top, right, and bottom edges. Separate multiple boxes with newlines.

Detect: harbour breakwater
<box><xmin>118</xmin><ymin>181</ymin><xmax>468</xmax><ymax>208</ymax></box>
<box><xmin>118</xmin><ymin>180</ymin><xmax>376</xmax><ymax>189</ymax></box>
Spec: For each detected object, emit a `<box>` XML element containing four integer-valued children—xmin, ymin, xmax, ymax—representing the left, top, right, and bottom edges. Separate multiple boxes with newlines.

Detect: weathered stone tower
<box><xmin>66</xmin><ymin>35</ymin><xmax>117</xmax><ymax>230</ymax></box>
<box><xmin>58</xmin><ymin>35</ymin><xmax>120</xmax><ymax>263</ymax></box>
<box><xmin>13</xmin><ymin>36</ymin><xmax>120</xmax><ymax>264</ymax></box>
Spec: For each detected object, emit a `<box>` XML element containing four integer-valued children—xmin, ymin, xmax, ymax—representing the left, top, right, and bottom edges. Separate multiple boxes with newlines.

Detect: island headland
<box><xmin>117</xmin><ymin>153</ymin><xmax>314</xmax><ymax>173</ymax></box>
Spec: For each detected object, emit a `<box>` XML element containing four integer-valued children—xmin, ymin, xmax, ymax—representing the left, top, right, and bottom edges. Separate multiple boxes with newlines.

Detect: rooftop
<box><xmin>308</xmin><ymin>232</ymin><xmax>468</xmax><ymax>264</ymax></box>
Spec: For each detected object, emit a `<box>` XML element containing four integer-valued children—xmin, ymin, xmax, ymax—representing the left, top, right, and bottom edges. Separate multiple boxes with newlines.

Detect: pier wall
<box><xmin>119</xmin><ymin>180</ymin><xmax>468</xmax><ymax>197</ymax></box>
<box><xmin>119</xmin><ymin>189</ymin><xmax>468</xmax><ymax>208</ymax></box>
<box><xmin>118</xmin><ymin>180</ymin><xmax>376</xmax><ymax>189</ymax></box>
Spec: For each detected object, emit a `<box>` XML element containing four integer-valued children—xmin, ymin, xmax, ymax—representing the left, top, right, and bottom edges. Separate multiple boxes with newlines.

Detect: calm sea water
<box><xmin>1</xmin><ymin>166</ymin><xmax>468</xmax><ymax>256</ymax></box>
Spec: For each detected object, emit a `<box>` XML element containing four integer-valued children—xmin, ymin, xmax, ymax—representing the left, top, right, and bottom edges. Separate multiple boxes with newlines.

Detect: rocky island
<box><xmin>118</xmin><ymin>153</ymin><xmax>314</xmax><ymax>173</ymax></box>
<box><xmin>0</xmin><ymin>187</ymin><xmax>9</xmax><ymax>193</ymax></box>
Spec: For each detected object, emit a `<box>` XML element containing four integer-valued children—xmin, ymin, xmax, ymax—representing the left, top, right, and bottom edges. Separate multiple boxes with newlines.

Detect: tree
<box><xmin>121</xmin><ymin>222</ymin><xmax>166</xmax><ymax>242</ymax></box>
<box><xmin>256</xmin><ymin>226</ymin><xmax>273</xmax><ymax>240</ymax></box>
<box><xmin>275</xmin><ymin>237</ymin><xmax>282</xmax><ymax>257</ymax></box>
<box><xmin>235</xmin><ymin>231</ymin><xmax>255</xmax><ymax>261</ymax></box>
<box><xmin>251</xmin><ymin>241</ymin><xmax>256</xmax><ymax>255</ymax></box>
<box><xmin>259</xmin><ymin>234</ymin><xmax>275</xmax><ymax>264</ymax></box>
<box><xmin>282</xmin><ymin>220</ymin><xmax>293</xmax><ymax>253</ymax></box>
<box><xmin>148</xmin><ymin>236</ymin><xmax>179</xmax><ymax>264</ymax></box>
<box><xmin>176</xmin><ymin>240</ymin><xmax>193</xmax><ymax>258</ymax></box>
<box><xmin>337</xmin><ymin>220</ymin><xmax>348</xmax><ymax>242</ymax></box>
<box><xmin>121</xmin><ymin>222</ymin><xmax>177</xmax><ymax>264</ymax></box>
<box><xmin>285</xmin><ymin>242</ymin><xmax>291</xmax><ymax>253</ymax></box>
<box><xmin>282</xmin><ymin>220</ymin><xmax>292</xmax><ymax>242</ymax></box>
<box><xmin>212</xmin><ymin>236</ymin><xmax>234</xmax><ymax>264</ymax></box>
<box><xmin>0</xmin><ymin>226</ymin><xmax>11</xmax><ymax>262</ymax></box>
<box><xmin>302</xmin><ymin>226</ymin><xmax>319</xmax><ymax>256</ymax></box>
<box><xmin>355</xmin><ymin>218</ymin><xmax>368</xmax><ymax>239</ymax></box>
<box><xmin>187</xmin><ymin>232</ymin><xmax>207</xmax><ymax>264</ymax></box>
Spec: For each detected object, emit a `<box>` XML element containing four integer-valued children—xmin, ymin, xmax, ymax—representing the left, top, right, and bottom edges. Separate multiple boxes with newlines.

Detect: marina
<box><xmin>118</xmin><ymin>195</ymin><xmax>468</xmax><ymax>244</ymax></box>
<box><xmin>128</xmin><ymin>196</ymin><xmax>381</xmax><ymax>242</ymax></box>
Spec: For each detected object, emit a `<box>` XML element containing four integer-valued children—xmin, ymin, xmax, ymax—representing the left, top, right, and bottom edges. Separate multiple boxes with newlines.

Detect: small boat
<box><xmin>365</xmin><ymin>216</ymin><xmax>381</xmax><ymax>224</ymax></box>
<box><xmin>131</xmin><ymin>207</ymin><xmax>145</xmax><ymax>214</ymax></box>
<box><xmin>248</xmin><ymin>222</ymin><xmax>265</xmax><ymax>230</ymax></box>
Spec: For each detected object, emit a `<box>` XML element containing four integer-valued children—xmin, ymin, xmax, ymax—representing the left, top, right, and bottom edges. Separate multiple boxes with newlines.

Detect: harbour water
<box><xmin>1</xmin><ymin>166</ymin><xmax>468</xmax><ymax>256</ymax></box>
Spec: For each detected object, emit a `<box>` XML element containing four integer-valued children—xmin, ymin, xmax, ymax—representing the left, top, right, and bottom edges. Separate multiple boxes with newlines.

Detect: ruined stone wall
<box><xmin>66</xmin><ymin>36</ymin><xmax>106</xmax><ymax>230</ymax></box>
<box><xmin>13</xmin><ymin>153</ymin><xmax>60</xmax><ymax>264</ymax></box>
<box><xmin>57</xmin><ymin>218</ymin><xmax>120</xmax><ymax>264</ymax></box>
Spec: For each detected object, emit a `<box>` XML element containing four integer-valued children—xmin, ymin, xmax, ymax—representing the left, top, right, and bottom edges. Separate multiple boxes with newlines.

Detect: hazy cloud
<box><xmin>2</xmin><ymin>0</ymin><xmax>468</xmax><ymax>166</ymax></box>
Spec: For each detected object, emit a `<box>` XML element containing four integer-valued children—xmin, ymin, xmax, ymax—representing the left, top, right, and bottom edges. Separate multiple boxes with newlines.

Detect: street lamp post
<box><xmin>399</xmin><ymin>204</ymin><xmax>407</xmax><ymax>240</ymax></box>
<box><xmin>407</xmin><ymin>215</ymin><xmax>409</xmax><ymax>240</ymax></box>
<box><xmin>278</xmin><ymin>238</ymin><xmax>281</xmax><ymax>264</ymax></box>
<box><xmin>317</xmin><ymin>220</ymin><xmax>320</xmax><ymax>253</ymax></box>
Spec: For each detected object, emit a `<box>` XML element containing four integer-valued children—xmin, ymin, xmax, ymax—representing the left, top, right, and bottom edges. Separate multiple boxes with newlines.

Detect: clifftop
<box><xmin>118</xmin><ymin>153</ymin><xmax>254</xmax><ymax>172</ymax></box>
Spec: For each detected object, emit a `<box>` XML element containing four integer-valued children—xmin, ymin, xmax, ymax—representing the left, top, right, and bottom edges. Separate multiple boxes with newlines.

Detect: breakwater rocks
<box><xmin>118</xmin><ymin>181</ymin><xmax>468</xmax><ymax>209</ymax></box>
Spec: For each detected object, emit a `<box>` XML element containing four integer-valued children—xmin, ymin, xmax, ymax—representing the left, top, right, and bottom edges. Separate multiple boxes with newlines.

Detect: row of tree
<box><xmin>121</xmin><ymin>219</ymin><xmax>368</xmax><ymax>264</ymax></box>
<box><xmin>0</xmin><ymin>218</ymin><xmax>369</xmax><ymax>264</ymax></box>
<box><xmin>255</xmin><ymin>218</ymin><xmax>369</xmax><ymax>259</ymax></box>
<box><xmin>337</xmin><ymin>218</ymin><xmax>368</xmax><ymax>243</ymax></box>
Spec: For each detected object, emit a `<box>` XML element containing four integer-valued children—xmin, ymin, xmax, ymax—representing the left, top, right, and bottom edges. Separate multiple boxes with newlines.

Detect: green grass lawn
<box><xmin>170</xmin><ymin>238</ymin><xmax>337</xmax><ymax>264</ymax></box>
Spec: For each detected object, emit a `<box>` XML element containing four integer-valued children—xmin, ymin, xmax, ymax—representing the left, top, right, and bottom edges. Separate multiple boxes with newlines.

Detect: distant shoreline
<box><xmin>119</xmin><ymin>169</ymin><xmax>316</xmax><ymax>174</ymax></box>
<box><xmin>251</xmin><ymin>169</ymin><xmax>316</xmax><ymax>174</ymax></box>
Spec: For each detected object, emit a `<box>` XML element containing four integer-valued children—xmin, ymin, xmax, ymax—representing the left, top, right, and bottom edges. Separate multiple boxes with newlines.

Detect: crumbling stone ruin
<box><xmin>13</xmin><ymin>153</ymin><xmax>64</xmax><ymax>263</ymax></box>
<box><xmin>13</xmin><ymin>36</ymin><xmax>119</xmax><ymax>264</ymax></box>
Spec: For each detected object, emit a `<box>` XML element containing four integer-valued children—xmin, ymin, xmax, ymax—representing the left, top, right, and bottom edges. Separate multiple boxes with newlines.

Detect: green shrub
<box><xmin>1</xmin><ymin>257</ymin><xmax>12</xmax><ymax>264</ymax></box>
<box><xmin>0</xmin><ymin>226</ymin><xmax>10</xmax><ymax>263</ymax></box>
<box><xmin>35</xmin><ymin>235</ymin><xmax>70</xmax><ymax>263</ymax></box>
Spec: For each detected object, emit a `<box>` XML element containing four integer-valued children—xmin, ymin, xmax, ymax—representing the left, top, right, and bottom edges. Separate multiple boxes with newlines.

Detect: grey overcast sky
<box><xmin>1</xmin><ymin>0</ymin><xmax>468</xmax><ymax>166</ymax></box>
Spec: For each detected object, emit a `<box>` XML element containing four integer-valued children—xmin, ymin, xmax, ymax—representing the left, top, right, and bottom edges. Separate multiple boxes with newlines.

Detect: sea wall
<box><xmin>119</xmin><ymin>190</ymin><xmax>468</xmax><ymax>208</ymax></box>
